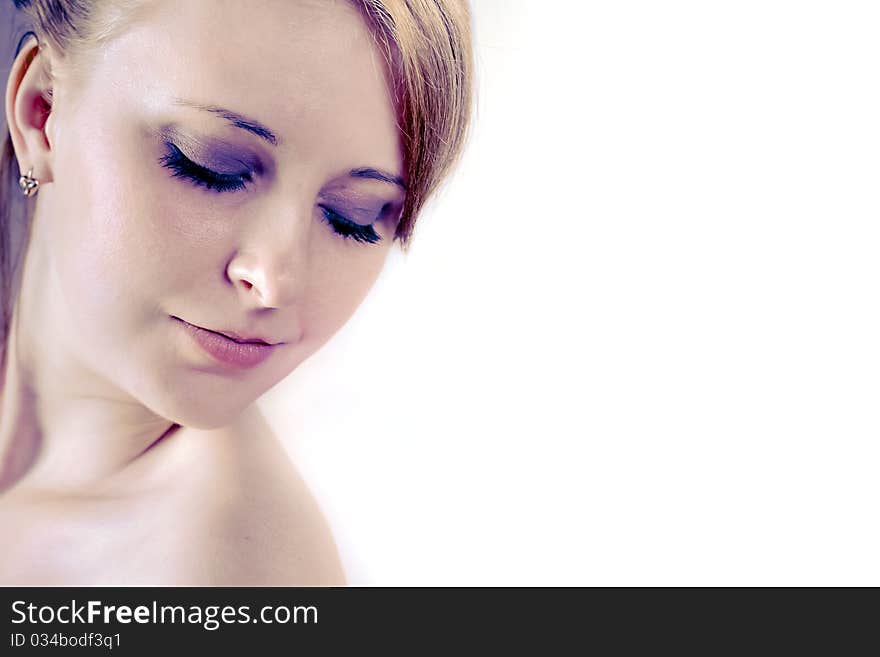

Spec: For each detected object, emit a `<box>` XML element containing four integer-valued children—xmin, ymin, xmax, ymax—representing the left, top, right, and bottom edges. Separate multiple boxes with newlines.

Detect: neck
<box><xmin>0</xmin><ymin>197</ymin><xmax>180</xmax><ymax>497</ymax></box>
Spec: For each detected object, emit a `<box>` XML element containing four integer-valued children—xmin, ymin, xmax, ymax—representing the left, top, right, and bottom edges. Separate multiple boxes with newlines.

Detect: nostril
<box><xmin>227</xmin><ymin>257</ymin><xmax>284</xmax><ymax>308</ymax></box>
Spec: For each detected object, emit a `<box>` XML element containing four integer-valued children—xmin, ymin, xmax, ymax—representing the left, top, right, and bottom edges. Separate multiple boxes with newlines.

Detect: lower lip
<box><xmin>175</xmin><ymin>317</ymin><xmax>276</xmax><ymax>369</ymax></box>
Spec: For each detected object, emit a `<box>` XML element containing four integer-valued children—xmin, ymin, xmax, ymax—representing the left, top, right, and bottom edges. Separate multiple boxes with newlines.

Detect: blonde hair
<box><xmin>0</xmin><ymin>0</ymin><xmax>474</xmax><ymax>356</ymax></box>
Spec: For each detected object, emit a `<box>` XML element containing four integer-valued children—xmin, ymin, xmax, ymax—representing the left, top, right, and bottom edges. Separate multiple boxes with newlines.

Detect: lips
<box><xmin>174</xmin><ymin>317</ymin><xmax>279</xmax><ymax>369</ymax></box>
<box><xmin>211</xmin><ymin>328</ymin><xmax>272</xmax><ymax>345</ymax></box>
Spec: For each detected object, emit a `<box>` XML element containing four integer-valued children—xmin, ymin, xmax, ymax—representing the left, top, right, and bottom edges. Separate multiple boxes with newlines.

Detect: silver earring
<box><xmin>19</xmin><ymin>166</ymin><xmax>39</xmax><ymax>197</ymax></box>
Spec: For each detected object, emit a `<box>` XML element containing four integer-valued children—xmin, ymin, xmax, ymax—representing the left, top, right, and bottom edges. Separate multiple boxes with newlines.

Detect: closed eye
<box><xmin>319</xmin><ymin>206</ymin><xmax>382</xmax><ymax>244</ymax></box>
<box><xmin>159</xmin><ymin>141</ymin><xmax>383</xmax><ymax>245</ymax></box>
<box><xmin>158</xmin><ymin>142</ymin><xmax>253</xmax><ymax>193</ymax></box>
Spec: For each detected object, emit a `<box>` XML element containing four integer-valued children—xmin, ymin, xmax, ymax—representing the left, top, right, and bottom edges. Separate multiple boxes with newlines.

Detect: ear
<box><xmin>5</xmin><ymin>34</ymin><xmax>56</xmax><ymax>186</ymax></box>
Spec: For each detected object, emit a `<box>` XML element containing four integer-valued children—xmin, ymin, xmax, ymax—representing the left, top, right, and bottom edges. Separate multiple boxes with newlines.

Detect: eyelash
<box><xmin>158</xmin><ymin>142</ymin><xmax>382</xmax><ymax>245</ymax></box>
<box><xmin>319</xmin><ymin>207</ymin><xmax>381</xmax><ymax>244</ymax></box>
<box><xmin>159</xmin><ymin>142</ymin><xmax>252</xmax><ymax>193</ymax></box>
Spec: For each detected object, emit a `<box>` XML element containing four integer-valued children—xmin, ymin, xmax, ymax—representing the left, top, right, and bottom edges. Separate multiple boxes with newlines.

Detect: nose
<box><xmin>226</xmin><ymin>250</ymin><xmax>301</xmax><ymax>310</ymax></box>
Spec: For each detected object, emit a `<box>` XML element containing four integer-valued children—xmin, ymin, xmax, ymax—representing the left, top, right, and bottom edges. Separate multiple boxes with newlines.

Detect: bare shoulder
<box><xmin>168</xmin><ymin>407</ymin><xmax>347</xmax><ymax>586</ymax></box>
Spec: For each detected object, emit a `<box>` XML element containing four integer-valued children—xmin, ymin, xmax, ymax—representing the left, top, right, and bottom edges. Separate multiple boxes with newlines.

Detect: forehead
<box><xmin>86</xmin><ymin>0</ymin><xmax>402</xmax><ymax>176</ymax></box>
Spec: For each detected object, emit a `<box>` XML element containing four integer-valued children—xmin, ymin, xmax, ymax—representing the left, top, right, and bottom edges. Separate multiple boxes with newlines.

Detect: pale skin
<box><xmin>0</xmin><ymin>0</ymin><xmax>406</xmax><ymax>584</ymax></box>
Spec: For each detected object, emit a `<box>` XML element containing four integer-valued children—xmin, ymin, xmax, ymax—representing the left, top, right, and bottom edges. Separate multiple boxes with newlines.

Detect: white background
<box><xmin>261</xmin><ymin>1</ymin><xmax>880</xmax><ymax>585</ymax></box>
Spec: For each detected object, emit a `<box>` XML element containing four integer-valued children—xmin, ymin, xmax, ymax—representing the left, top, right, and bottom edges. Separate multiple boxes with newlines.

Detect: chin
<box><xmin>132</xmin><ymin>379</ymin><xmax>256</xmax><ymax>432</ymax></box>
<box><xmin>174</xmin><ymin>396</ymin><xmax>254</xmax><ymax>431</ymax></box>
<box><xmin>170</xmin><ymin>409</ymin><xmax>241</xmax><ymax>431</ymax></box>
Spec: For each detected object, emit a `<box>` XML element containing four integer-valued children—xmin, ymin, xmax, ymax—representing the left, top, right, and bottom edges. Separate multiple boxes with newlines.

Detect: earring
<box><xmin>18</xmin><ymin>166</ymin><xmax>39</xmax><ymax>197</ymax></box>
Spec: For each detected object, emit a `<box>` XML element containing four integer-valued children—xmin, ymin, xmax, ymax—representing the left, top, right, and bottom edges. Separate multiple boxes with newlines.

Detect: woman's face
<box><xmin>40</xmin><ymin>0</ymin><xmax>405</xmax><ymax>427</ymax></box>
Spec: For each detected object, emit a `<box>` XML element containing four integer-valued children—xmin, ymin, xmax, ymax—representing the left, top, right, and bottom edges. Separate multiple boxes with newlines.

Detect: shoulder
<box><xmin>167</xmin><ymin>407</ymin><xmax>348</xmax><ymax>586</ymax></box>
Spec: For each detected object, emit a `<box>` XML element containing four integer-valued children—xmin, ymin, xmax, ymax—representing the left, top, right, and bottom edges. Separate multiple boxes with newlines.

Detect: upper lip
<box><xmin>177</xmin><ymin>317</ymin><xmax>282</xmax><ymax>345</ymax></box>
<box><xmin>214</xmin><ymin>329</ymin><xmax>278</xmax><ymax>345</ymax></box>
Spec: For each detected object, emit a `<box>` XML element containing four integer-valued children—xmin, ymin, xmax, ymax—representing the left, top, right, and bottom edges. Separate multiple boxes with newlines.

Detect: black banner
<box><xmin>0</xmin><ymin>587</ymin><xmax>873</xmax><ymax>653</ymax></box>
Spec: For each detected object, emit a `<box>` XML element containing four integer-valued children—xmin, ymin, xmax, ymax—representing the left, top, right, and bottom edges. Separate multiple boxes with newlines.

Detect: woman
<box><xmin>0</xmin><ymin>0</ymin><xmax>472</xmax><ymax>585</ymax></box>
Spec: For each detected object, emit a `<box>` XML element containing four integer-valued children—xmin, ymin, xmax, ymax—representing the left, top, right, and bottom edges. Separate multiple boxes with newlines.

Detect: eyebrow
<box><xmin>350</xmin><ymin>167</ymin><xmax>407</xmax><ymax>191</ymax></box>
<box><xmin>171</xmin><ymin>97</ymin><xmax>279</xmax><ymax>147</ymax></box>
<box><xmin>172</xmin><ymin>96</ymin><xmax>406</xmax><ymax>191</ymax></box>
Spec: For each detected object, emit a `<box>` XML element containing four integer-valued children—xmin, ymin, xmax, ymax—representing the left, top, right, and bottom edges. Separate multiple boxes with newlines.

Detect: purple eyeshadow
<box><xmin>157</xmin><ymin>125</ymin><xmax>262</xmax><ymax>175</ymax></box>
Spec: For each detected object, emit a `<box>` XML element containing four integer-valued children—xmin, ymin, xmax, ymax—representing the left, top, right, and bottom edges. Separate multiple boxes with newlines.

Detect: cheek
<box><xmin>297</xmin><ymin>244</ymin><xmax>390</xmax><ymax>348</ymax></box>
<box><xmin>47</xmin><ymin>132</ymin><xmax>219</xmax><ymax>346</ymax></box>
<box><xmin>50</xmin><ymin>142</ymin><xmax>149</xmax><ymax>329</ymax></box>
